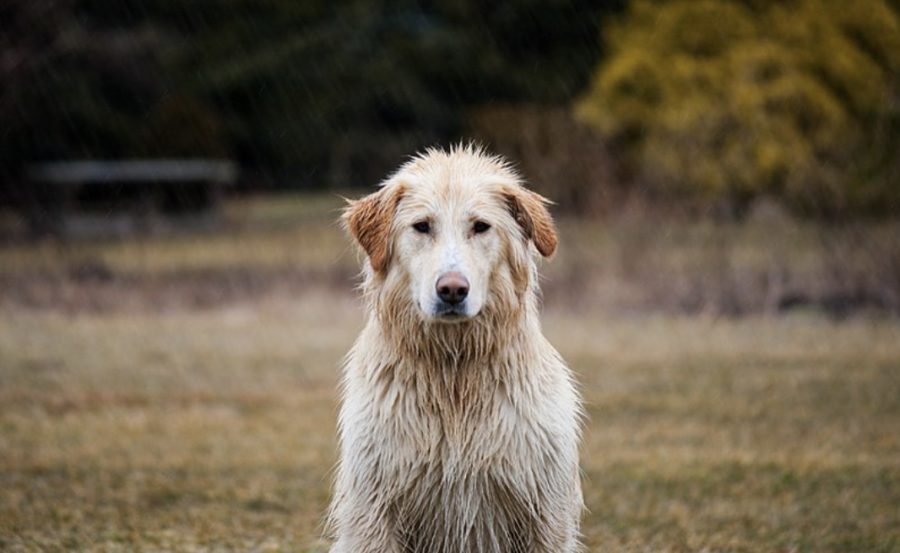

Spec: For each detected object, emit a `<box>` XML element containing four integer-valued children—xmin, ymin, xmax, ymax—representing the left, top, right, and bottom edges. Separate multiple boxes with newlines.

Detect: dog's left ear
<box><xmin>343</xmin><ymin>184</ymin><xmax>404</xmax><ymax>273</ymax></box>
<box><xmin>502</xmin><ymin>185</ymin><xmax>558</xmax><ymax>257</ymax></box>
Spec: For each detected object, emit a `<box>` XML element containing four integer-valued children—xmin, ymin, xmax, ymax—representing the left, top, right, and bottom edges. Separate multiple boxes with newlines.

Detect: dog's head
<box><xmin>344</xmin><ymin>146</ymin><xmax>557</xmax><ymax>324</ymax></box>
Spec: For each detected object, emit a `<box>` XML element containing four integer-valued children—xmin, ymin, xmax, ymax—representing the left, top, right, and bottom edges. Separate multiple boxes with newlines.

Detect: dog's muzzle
<box><xmin>434</xmin><ymin>271</ymin><xmax>469</xmax><ymax>318</ymax></box>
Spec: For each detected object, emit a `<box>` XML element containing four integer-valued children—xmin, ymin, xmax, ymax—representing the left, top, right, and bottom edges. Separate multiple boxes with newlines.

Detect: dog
<box><xmin>328</xmin><ymin>145</ymin><xmax>583</xmax><ymax>552</ymax></box>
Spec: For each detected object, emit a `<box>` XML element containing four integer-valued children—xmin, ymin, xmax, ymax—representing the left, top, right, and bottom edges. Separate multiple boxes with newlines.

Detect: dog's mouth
<box><xmin>431</xmin><ymin>300</ymin><xmax>474</xmax><ymax>322</ymax></box>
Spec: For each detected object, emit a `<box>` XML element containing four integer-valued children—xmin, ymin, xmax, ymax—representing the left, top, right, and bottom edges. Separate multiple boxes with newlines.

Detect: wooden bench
<box><xmin>21</xmin><ymin>159</ymin><xmax>238</xmax><ymax>235</ymax></box>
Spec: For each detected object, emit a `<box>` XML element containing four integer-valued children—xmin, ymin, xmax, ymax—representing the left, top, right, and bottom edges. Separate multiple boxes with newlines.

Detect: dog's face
<box><xmin>345</xmin><ymin>147</ymin><xmax>557</xmax><ymax>323</ymax></box>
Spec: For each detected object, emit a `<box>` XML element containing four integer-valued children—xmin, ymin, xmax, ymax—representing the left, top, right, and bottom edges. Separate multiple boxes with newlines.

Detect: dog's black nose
<box><xmin>436</xmin><ymin>272</ymin><xmax>469</xmax><ymax>305</ymax></box>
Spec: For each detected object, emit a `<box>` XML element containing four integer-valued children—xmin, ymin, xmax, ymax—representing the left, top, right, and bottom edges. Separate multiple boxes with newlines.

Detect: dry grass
<box><xmin>0</xmin><ymin>194</ymin><xmax>352</xmax><ymax>276</ymax></box>
<box><xmin>0</xmin><ymin>295</ymin><xmax>359</xmax><ymax>552</ymax></box>
<box><xmin>552</xmin><ymin>313</ymin><xmax>900</xmax><ymax>551</ymax></box>
<box><xmin>3</xmin><ymin>194</ymin><xmax>899</xmax><ymax>316</ymax></box>
<box><xmin>1</xmin><ymin>195</ymin><xmax>899</xmax><ymax>551</ymax></box>
<box><xmin>2</xmin><ymin>301</ymin><xmax>898</xmax><ymax>552</ymax></box>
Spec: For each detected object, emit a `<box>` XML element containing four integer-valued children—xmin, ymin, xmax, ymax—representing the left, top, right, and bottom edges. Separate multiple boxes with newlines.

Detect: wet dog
<box><xmin>328</xmin><ymin>145</ymin><xmax>583</xmax><ymax>552</ymax></box>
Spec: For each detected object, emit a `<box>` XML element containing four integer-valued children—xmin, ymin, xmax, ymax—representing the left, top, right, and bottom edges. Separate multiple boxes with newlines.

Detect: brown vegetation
<box><xmin>2</xmin><ymin>195</ymin><xmax>899</xmax><ymax>318</ymax></box>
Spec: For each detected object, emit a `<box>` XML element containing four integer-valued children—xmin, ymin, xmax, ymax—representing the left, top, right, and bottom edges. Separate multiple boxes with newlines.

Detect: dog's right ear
<box><xmin>343</xmin><ymin>184</ymin><xmax>404</xmax><ymax>273</ymax></box>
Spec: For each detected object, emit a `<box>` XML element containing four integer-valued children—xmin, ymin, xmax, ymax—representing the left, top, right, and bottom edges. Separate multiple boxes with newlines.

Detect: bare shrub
<box><xmin>545</xmin><ymin>203</ymin><xmax>900</xmax><ymax>319</ymax></box>
<box><xmin>816</xmin><ymin>223</ymin><xmax>900</xmax><ymax>316</ymax></box>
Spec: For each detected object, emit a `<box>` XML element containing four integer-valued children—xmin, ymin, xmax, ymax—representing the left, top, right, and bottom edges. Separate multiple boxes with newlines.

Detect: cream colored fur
<box><xmin>328</xmin><ymin>145</ymin><xmax>583</xmax><ymax>552</ymax></box>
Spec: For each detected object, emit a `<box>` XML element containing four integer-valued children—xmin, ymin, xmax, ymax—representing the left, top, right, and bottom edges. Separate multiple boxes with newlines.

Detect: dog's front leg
<box><xmin>533</xmin><ymin>483</ymin><xmax>584</xmax><ymax>553</ymax></box>
<box><xmin>330</xmin><ymin>533</ymin><xmax>401</xmax><ymax>553</ymax></box>
<box><xmin>535</xmin><ymin>531</ymin><xmax>582</xmax><ymax>553</ymax></box>
<box><xmin>328</xmin><ymin>460</ymin><xmax>405</xmax><ymax>553</ymax></box>
<box><xmin>329</xmin><ymin>506</ymin><xmax>402</xmax><ymax>553</ymax></box>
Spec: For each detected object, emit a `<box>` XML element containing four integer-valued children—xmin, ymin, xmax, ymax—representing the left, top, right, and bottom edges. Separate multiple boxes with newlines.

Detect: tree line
<box><xmin>1</xmin><ymin>0</ymin><xmax>620</xmax><ymax>189</ymax></box>
<box><xmin>2</xmin><ymin>0</ymin><xmax>897</xmax><ymax>218</ymax></box>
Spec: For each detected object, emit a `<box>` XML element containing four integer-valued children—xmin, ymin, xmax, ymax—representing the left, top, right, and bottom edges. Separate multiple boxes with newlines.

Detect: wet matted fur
<box><xmin>328</xmin><ymin>145</ymin><xmax>583</xmax><ymax>552</ymax></box>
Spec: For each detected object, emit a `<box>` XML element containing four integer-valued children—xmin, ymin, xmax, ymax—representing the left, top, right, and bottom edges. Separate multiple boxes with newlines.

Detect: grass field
<box><xmin>1</xmin><ymin>196</ymin><xmax>899</xmax><ymax>551</ymax></box>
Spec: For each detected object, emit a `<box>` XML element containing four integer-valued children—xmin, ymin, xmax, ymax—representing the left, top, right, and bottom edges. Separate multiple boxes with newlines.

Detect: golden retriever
<box><xmin>328</xmin><ymin>145</ymin><xmax>583</xmax><ymax>552</ymax></box>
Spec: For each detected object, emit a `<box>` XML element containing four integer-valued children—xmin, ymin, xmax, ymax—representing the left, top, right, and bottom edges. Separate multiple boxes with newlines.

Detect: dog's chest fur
<box><xmin>353</xmin><ymin>355</ymin><xmax>566</xmax><ymax>552</ymax></box>
<box><xmin>393</xmin><ymin>463</ymin><xmax>540</xmax><ymax>552</ymax></box>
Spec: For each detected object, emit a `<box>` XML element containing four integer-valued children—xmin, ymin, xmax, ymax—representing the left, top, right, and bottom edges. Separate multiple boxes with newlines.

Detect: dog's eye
<box><xmin>412</xmin><ymin>221</ymin><xmax>431</xmax><ymax>234</ymax></box>
<box><xmin>473</xmin><ymin>221</ymin><xmax>491</xmax><ymax>234</ymax></box>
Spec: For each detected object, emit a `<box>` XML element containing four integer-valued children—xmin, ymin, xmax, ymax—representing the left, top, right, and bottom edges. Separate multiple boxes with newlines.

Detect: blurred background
<box><xmin>1</xmin><ymin>1</ymin><xmax>899</xmax><ymax>551</ymax></box>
